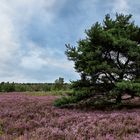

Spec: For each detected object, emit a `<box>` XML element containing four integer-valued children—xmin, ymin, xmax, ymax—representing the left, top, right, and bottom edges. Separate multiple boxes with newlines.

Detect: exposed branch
<box><xmin>124</xmin><ymin>58</ymin><xmax>130</xmax><ymax>69</ymax></box>
<box><xmin>116</xmin><ymin>51</ymin><xmax>122</xmax><ymax>69</ymax></box>
<box><xmin>107</xmin><ymin>72</ymin><xmax>117</xmax><ymax>82</ymax></box>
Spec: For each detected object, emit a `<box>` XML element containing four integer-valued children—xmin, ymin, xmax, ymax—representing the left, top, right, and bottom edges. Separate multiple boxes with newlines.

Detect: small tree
<box><xmin>53</xmin><ymin>77</ymin><xmax>64</xmax><ymax>90</ymax></box>
<box><xmin>54</xmin><ymin>14</ymin><xmax>140</xmax><ymax>107</ymax></box>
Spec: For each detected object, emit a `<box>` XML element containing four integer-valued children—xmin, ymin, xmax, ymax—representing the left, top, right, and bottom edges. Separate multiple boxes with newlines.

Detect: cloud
<box><xmin>0</xmin><ymin>0</ymin><xmax>19</xmax><ymax>61</ymax></box>
<box><xmin>20</xmin><ymin>41</ymin><xmax>76</xmax><ymax>74</ymax></box>
<box><xmin>0</xmin><ymin>0</ymin><xmax>71</xmax><ymax>82</ymax></box>
<box><xmin>0</xmin><ymin>0</ymin><xmax>139</xmax><ymax>83</ymax></box>
<box><xmin>112</xmin><ymin>0</ymin><xmax>129</xmax><ymax>14</ymax></box>
<box><xmin>20</xmin><ymin>42</ymin><xmax>47</xmax><ymax>70</ymax></box>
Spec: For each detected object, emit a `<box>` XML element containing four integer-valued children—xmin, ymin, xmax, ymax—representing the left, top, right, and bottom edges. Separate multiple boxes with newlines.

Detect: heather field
<box><xmin>0</xmin><ymin>93</ymin><xmax>140</xmax><ymax>140</ymax></box>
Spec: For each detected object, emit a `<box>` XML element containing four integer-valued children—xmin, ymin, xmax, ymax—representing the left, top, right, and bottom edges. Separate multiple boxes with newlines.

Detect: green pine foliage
<box><xmin>116</xmin><ymin>81</ymin><xmax>140</xmax><ymax>95</ymax></box>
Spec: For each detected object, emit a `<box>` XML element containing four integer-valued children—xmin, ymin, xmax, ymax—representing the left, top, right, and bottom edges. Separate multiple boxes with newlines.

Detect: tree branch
<box><xmin>117</xmin><ymin>51</ymin><xmax>122</xmax><ymax>68</ymax></box>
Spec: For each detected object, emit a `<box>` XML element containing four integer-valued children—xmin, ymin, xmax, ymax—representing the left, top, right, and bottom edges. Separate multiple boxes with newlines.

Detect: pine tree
<box><xmin>65</xmin><ymin>14</ymin><xmax>140</xmax><ymax>104</ymax></box>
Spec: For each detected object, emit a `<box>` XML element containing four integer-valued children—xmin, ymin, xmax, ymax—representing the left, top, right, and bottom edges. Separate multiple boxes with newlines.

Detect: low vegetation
<box><xmin>0</xmin><ymin>77</ymin><xmax>71</xmax><ymax>93</ymax></box>
<box><xmin>0</xmin><ymin>93</ymin><xmax>140</xmax><ymax>140</ymax></box>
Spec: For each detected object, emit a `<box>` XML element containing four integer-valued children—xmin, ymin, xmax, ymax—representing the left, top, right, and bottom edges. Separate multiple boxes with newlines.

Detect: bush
<box><xmin>0</xmin><ymin>82</ymin><xmax>15</xmax><ymax>92</ymax></box>
<box><xmin>54</xmin><ymin>88</ymin><xmax>93</xmax><ymax>107</ymax></box>
<box><xmin>116</xmin><ymin>81</ymin><xmax>140</xmax><ymax>97</ymax></box>
<box><xmin>53</xmin><ymin>96</ymin><xmax>76</xmax><ymax>107</ymax></box>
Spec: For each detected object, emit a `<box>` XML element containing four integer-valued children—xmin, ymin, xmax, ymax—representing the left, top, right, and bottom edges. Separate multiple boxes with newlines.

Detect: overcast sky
<box><xmin>0</xmin><ymin>0</ymin><xmax>140</xmax><ymax>83</ymax></box>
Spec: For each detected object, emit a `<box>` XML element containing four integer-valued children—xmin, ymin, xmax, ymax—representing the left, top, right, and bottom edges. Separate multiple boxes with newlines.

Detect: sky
<box><xmin>0</xmin><ymin>0</ymin><xmax>140</xmax><ymax>83</ymax></box>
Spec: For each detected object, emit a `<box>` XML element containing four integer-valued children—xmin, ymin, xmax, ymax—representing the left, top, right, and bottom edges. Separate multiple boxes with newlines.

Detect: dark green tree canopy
<box><xmin>65</xmin><ymin>14</ymin><xmax>140</xmax><ymax>103</ymax></box>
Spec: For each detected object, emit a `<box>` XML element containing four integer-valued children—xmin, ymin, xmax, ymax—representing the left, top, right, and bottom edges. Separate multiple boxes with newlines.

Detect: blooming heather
<box><xmin>0</xmin><ymin>93</ymin><xmax>139</xmax><ymax>140</ymax></box>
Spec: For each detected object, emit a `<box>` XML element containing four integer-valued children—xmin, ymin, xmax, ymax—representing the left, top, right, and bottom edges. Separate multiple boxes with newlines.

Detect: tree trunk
<box><xmin>116</xmin><ymin>93</ymin><xmax>122</xmax><ymax>104</ymax></box>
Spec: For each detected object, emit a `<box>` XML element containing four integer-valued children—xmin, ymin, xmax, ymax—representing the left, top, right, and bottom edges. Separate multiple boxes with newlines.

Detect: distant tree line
<box><xmin>0</xmin><ymin>77</ymin><xmax>70</xmax><ymax>92</ymax></box>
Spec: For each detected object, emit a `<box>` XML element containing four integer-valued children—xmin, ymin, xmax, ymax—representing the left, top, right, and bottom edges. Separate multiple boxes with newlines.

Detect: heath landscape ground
<box><xmin>0</xmin><ymin>93</ymin><xmax>139</xmax><ymax>140</ymax></box>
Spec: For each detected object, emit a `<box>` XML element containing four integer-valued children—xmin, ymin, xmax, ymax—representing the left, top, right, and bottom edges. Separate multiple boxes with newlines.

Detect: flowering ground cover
<box><xmin>0</xmin><ymin>93</ymin><xmax>139</xmax><ymax>140</ymax></box>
